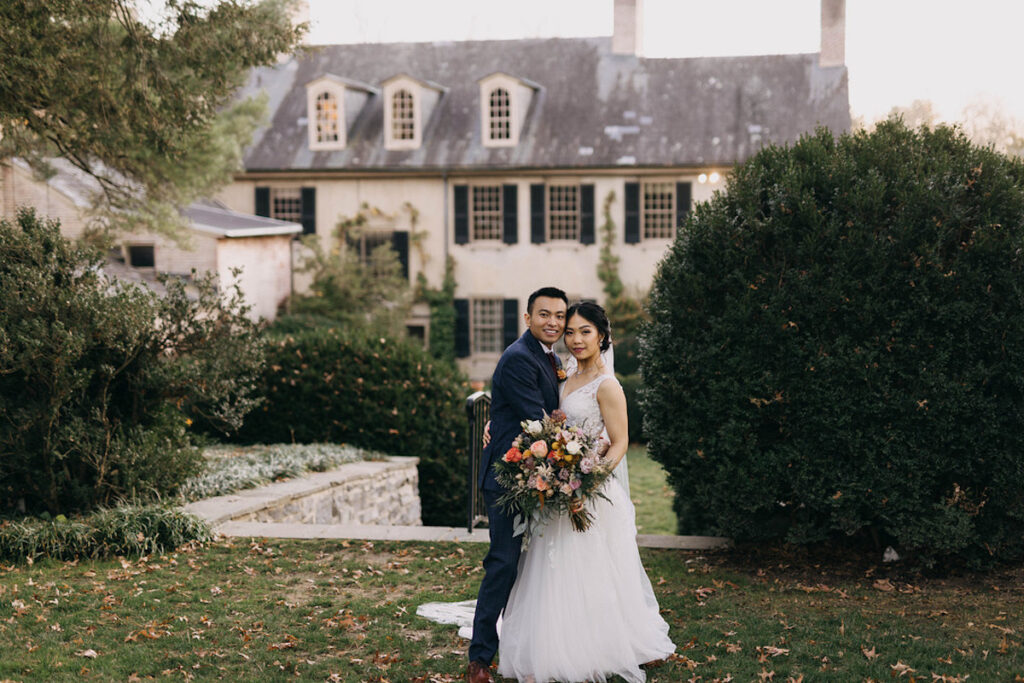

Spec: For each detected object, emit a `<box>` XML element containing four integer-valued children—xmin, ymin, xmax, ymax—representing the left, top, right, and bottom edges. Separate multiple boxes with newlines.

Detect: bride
<box><xmin>496</xmin><ymin>301</ymin><xmax>676</xmax><ymax>682</ymax></box>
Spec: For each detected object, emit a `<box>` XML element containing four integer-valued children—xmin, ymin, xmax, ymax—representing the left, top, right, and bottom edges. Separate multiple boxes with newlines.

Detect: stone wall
<box><xmin>183</xmin><ymin>457</ymin><xmax>421</xmax><ymax>527</ymax></box>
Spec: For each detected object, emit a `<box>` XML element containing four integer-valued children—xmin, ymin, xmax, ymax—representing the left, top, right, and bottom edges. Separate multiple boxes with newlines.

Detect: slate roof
<box><xmin>242</xmin><ymin>37</ymin><xmax>849</xmax><ymax>173</ymax></box>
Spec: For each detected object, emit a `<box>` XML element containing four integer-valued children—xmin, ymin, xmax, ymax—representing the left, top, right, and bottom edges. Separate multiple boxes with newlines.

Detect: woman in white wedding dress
<box><xmin>497</xmin><ymin>301</ymin><xmax>676</xmax><ymax>683</ymax></box>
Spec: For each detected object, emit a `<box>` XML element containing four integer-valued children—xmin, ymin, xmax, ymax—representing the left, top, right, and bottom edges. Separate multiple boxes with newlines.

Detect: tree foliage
<box><xmin>0</xmin><ymin>0</ymin><xmax>303</xmax><ymax>237</ymax></box>
<box><xmin>642</xmin><ymin>121</ymin><xmax>1024</xmax><ymax>567</ymax></box>
<box><xmin>286</xmin><ymin>205</ymin><xmax>413</xmax><ymax>339</ymax></box>
<box><xmin>0</xmin><ymin>209</ymin><xmax>266</xmax><ymax>515</ymax></box>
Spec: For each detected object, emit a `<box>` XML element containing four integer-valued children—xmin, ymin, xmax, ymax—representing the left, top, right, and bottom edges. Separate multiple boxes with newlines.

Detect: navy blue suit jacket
<box><xmin>479</xmin><ymin>330</ymin><xmax>562</xmax><ymax>491</ymax></box>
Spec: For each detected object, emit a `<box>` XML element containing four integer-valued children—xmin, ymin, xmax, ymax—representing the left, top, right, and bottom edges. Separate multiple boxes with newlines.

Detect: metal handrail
<box><xmin>466</xmin><ymin>390</ymin><xmax>491</xmax><ymax>532</ymax></box>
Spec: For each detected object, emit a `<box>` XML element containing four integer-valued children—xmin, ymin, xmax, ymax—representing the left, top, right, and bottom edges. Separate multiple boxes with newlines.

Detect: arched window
<box><xmin>488</xmin><ymin>87</ymin><xmax>511</xmax><ymax>141</ymax></box>
<box><xmin>315</xmin><ymin>91</ymin><xmax>339</xmax><ymax>143</ymax></box>
<box><xmin>392</xmin><ymin>89</ymin><xmax>415</xmax><ymax>141</ymax></box>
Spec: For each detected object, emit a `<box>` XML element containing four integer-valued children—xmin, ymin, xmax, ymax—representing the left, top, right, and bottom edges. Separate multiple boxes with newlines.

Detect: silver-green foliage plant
<box><xmin>0</xmin><ymin>209</ymin><xmax>265</xmax><ymax>515</ymax></box>
<box><xmin>180</xmin><ymin>443</ymin><xmax>383</xmax><ymax>501</ymax></box>
<box><xmin>642</xmin><ymin>121</ymin><xmax>1024</xmax><ymax>567</ymax></box>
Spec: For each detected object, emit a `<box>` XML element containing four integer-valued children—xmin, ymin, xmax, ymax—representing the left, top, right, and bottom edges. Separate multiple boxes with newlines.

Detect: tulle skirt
<box><xmin>497</xmin><ymin>476</ymin><xmax>676</xmax><ymax>683</ymax></box>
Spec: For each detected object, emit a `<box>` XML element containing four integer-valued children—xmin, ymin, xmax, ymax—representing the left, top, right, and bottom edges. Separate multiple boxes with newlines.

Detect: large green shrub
<box><xmin>0</xmin><ymin>209</ymin><xmax>265</xmax><ymax>515</ymax></box>
<box><xmin>642</xmin><ymin>121</ymin><xmax>1024</xmax><ymax>566</ymax></box>
<box><xmin>232</xmin><ymin>328</ymin><xmax>469</xmax><ymax>526</ymax></box>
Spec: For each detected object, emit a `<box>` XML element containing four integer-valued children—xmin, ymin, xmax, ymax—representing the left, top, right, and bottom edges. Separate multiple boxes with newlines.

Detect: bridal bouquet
<box><xmin>493</xmin><ymin>409</ymin><xmax>610</xmax><ymax>533</ymax></box>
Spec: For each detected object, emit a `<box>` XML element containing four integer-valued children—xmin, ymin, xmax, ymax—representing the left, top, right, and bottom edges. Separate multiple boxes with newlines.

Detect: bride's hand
<box><xmin>596</xmin><ymin>437</ymin><xmax>610</xmax><ymax>458</ymax></box>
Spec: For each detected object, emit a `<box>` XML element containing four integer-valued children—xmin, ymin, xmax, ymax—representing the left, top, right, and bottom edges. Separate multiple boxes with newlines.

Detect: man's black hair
<box><xmin>527</xmin><ymin>287</ymin><xmax>569</xmax><ymax>314</ymax></box>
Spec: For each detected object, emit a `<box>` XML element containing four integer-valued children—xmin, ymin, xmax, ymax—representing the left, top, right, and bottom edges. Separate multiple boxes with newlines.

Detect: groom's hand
<box><xmin>482</xmin><ymin>421</ymin><xmax>491</xmax><ymax>447</ymax></box>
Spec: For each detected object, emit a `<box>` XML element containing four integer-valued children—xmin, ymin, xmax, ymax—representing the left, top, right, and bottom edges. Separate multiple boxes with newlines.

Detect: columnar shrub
<box><xmin>642</xmin><ymin>122</ymin><xmax>1024</xmax><ymax>566</ymax></box>
<box><xmin>0</xmin><ymin>209</ymin><xmax>265</xmax><ymax>515</ymax></box>
<box><xmin>232</xmin><ymin>328</ymin><xmax>469</xmax><ymax>526</ymax></box>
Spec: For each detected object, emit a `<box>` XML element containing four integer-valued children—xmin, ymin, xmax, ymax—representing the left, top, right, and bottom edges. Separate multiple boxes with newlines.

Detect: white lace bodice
<box><xmin>559</xmin><ymin>373</ymin><xmax>618</xmax><ymax>440</ymax></box>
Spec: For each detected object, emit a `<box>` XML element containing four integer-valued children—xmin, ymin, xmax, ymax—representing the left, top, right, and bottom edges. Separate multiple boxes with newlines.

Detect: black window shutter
<box><xmin>300</xmin><ymin>187</ymin><xmax>316</xmax><ymax>235</ymax></box>
<box><xmin>391</xmin><ymin>230</ymin><xmax>409</xmax><ymax>279</ymax></box>
<box><xmin>455</xmin><ymin>299</ymin><xmax>470</xmax><ymax>358</ymax></box>
<box><xmin>530</xmin><ymin>183</ymin><xmax>546</xmax><ymax>244</ymax></box>
<box><xmin>502</xmin><ymin>184</ymin><xmax>518</xmax><ymax>244</ymax></box>
<box><xmin>255</xmin><ymin>187</ymin><xmax>270</xmax><ymax>217</ymax></box>
<box><xmin>624</xmin><ymin>182</ymin><xmax>640</xmax><ymax>244</ymax></box>
<box><xmin>503</xmin><ymin>298</ymin><xmax>519</xmax><ymax>349</ymax></box>
<box><xmin>579</xmin><ymin>184</ymin><xmax>595</xmax><ymax>244</ymax></box>
<box><xmin>676</xmin><ymin>181</ymin><xmax>692</xmax><ymax>229</ymax></box>
<box><xmin>454</xmin><ymin>185</ymin><xmax>469</xmax><ymax>244</ymax></box>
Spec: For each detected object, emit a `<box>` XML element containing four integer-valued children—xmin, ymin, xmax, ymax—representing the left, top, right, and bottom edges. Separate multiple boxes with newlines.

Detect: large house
<box><xmin>215</xmin><ymin>0</ymin><xmax>850</xmax><ymax>379</ymax></box>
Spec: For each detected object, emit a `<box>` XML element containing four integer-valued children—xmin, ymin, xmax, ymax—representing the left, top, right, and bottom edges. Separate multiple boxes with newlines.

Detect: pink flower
<box><xmin>534</xmin><ymin>477</ymin><xmax>549</xmax><ymax>492</ymax></box>
<box><xmin>559</xmin><ymin>483</ymin><xmax>573</xmax><ymax>496</ymax></box>
<box><xmin>529</xmin><ymin>440</ymin><xmax>549</xmax><ymax>457</ymax></box>
<box><xmin>570</xmin><ymin>478</ymin><xmax>582</xmax><ymax>490</ymax></box>
<box><xmin>580</xmin><ymin>456</ymin><xmax>596</xmax><ymax>474</ymax></box>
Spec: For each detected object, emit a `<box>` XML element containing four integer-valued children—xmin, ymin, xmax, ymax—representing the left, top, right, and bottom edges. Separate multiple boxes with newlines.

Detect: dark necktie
<box><xmin>546</xmin><ymin>351</ymin><xmax>559</xmax><ymax>375</ymax></box>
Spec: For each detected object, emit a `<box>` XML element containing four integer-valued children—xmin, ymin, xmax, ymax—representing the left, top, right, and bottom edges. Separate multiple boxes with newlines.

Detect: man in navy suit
<box><xmin>467</xmin><ymin>286</ymin><xmax>568</xmax><ymax>682</ymax></box>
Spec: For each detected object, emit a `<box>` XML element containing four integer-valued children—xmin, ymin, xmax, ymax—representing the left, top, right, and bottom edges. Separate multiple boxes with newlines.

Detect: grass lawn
<box><xmin>626</xmin><ymin>444</ymin><xmax>677</xmax><ymax>536</ymax></box>
<box><xmin>0</xmin><ymin>536</ymin><xmax>1021</xmax><ymax>682</ymax></box>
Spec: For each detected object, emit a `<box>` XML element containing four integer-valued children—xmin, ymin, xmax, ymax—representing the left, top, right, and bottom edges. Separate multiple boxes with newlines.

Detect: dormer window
<box><xmin>478</xmin><ymin>72</ymin><xmax>539</xmax><ymax>148</ymax></box>
<box><xmin>305</xmin><ymin>75</ymin><xmax>377</xmax><ymax>152</ymax></box>
<box><xmin>382</xmin><ymin>74</ymin><xmax>443</xmax><ymax>151</ymax></box>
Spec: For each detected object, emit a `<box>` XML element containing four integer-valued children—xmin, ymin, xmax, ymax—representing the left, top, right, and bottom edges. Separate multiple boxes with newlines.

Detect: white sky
<box><xmin>305</xmin><ymin>0</ymin><xmax>1024</xmax><ymax>125</ymax></box>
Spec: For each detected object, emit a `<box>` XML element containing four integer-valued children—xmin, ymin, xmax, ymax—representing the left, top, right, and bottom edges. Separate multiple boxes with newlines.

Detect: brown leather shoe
<box><xmin>466</xmin><ymin>660</ymin><xmax>494</xmax><ymax>683</ymax></box>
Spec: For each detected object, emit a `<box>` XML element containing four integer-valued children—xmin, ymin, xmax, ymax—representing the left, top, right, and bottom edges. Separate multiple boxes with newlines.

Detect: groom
<box><xmin>467</xmin><ymin>286</ymin><xmax>568</xmax><ymax>682</ymax></box>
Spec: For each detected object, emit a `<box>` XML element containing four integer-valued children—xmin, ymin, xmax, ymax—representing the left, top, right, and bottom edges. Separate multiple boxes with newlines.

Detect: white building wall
<box><xmin>217</xmin><ymin>235</ymin><xmax>294</xmax><ymax>321</ymax></box>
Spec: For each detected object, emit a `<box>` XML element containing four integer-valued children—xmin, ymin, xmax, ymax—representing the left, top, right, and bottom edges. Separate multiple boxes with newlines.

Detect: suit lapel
<box><xmin>522</xmin><ymin>331</ymin><xmax>559</xmax><ymax>398</ymax></box>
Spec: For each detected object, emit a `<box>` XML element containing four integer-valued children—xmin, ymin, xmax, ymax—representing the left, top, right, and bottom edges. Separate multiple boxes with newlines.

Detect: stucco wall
<box><xmin>222</xmin><ymin>170</ymin><xmax>724</xmax><ymax>378</ymax></box>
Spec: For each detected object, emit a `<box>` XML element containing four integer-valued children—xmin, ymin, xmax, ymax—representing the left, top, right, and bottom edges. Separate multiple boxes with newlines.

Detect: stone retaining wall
<box><xmin>183</xmin><ymin>457</ymin><xmax>421</xmax><ymax>527</ymax></box>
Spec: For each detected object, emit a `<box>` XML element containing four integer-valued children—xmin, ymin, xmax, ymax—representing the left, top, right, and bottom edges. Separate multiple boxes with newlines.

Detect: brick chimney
<box><xmin>612</xmin><ymin>0</ymin><xmax>643</xmax><ymax>56</ymax></box>
<box><xmin>820</xmin><ymin>0</ymin><xmax>845</xmax><ymax>67</ymax></box>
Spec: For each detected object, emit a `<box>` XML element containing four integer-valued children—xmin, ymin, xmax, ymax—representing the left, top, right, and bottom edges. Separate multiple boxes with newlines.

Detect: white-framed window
<box><xmin>306</xmin><ymin>78</ymin><xmax>347</xmax><ymax>151</ymax></box>
<box><xmin>471</xmin><ymin>185</ymin><xmax>503</xmax><ymax>241</ymax></box>
<box><xmin>548</xmin><ymin>184</ymin><xmax>580</xmax><ymax>241</ymax></box>
<box><xmin>383</xmin><ymin>76</ymin><xmax>424</xmax><ymax>150</ymax></box>
<box><xmin>479</xmin><ymin>73</ymin><xmax>530</xmax><ymax>148</ymax></box>
<box><xmin>642</xmin><ymin>181</ymin><xmax>675</xmax><ymax>240</ymax></box>
<box><xmin>471</xmin><ymin>298</ymin><xmax>503</xmax><ymax>354</ymax></box>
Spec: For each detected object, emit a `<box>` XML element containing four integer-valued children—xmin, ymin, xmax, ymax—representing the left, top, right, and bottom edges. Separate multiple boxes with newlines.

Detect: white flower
<box><xmin>526</xmin><ymin>420</ymin><xmax>543</xmax><ymax>435</ymax></box>
<box><xmin>565</xmin><ymin>440</ymin><xmax>581</xmax><ymax>455</ymax></box>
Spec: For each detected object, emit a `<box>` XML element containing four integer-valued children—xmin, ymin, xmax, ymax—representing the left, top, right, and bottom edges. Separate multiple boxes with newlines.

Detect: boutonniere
<box><xmin>556</xmin><ymin>368</ymin><xmax>567</xmax><ymax>381</ymax></box>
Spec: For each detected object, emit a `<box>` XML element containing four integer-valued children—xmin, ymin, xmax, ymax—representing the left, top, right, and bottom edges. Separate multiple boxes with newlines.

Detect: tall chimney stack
<box><xmin>820</xmin><ymin>0</ymin><xmax>845</xmax><ymax>67</ymax></box>
<box><xmin>612</xmin><ymin>0</ymin><xmax>643</xmax><ymax>56</ymax></box>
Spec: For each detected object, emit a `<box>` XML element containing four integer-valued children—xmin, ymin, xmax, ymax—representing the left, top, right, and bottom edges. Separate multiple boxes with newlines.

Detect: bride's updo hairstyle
<box><xmin>566</xmin><ymin>301</ymin><xmax>612</xmax><ymax>352</ymax></box>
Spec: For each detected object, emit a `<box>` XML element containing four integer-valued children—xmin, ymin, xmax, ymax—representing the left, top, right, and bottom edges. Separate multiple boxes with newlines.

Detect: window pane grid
<box><xmin>471</xmin><ymin>186</ymin><xmax>503</xmax><ymax>240</ymax></box>
<box><xmin>548</xmin><ymin>185</ymin><xmax>579</xmax><ymax>240</ymax></box>
<box><xmin>489</xmin><ymin>88</ymin><xmax>511</xmax><ymax>140</ymax></box>
<box><xmin>316</xmin><ymin>92</ymin><xmax>339</xmax><ymax>143</ymax></box>
<box><xmin>642</xmin><ymin>182</ymin><xmax>675</xmax><ymax>239</ymax></box>
<box><xmin>392</xmin><ymin>89</ymin><xmax>415</xmax><ymax>141</ymax></box>
<box><xmin>472</xmin><ymin>299</ymin><xmax>503</xmax><ymax>354</ymax></box>
<box><xmin>271</xmin><ymin>188</ymin><xmax>302</xmax><ymax>223</ymax></box>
